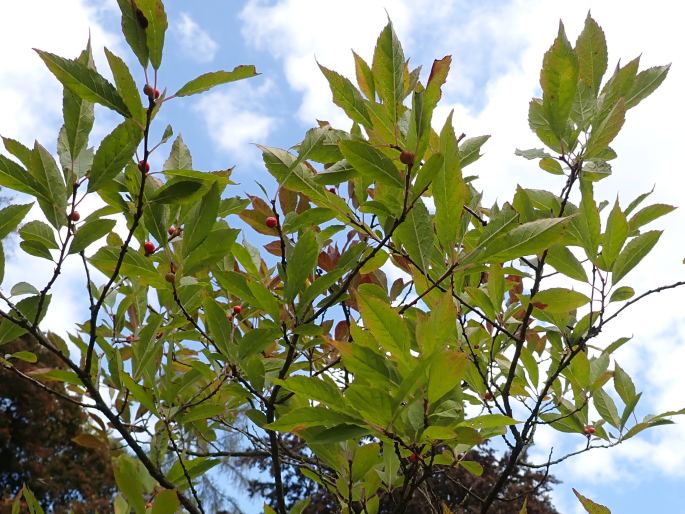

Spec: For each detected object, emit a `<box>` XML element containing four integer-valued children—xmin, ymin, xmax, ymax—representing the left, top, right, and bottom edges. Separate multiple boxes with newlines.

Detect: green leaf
<box><xmin>594</xmin><ymin>388</ymin><xmax>621</xmax><ymax>428</ymax></box>
<box><xmin>183</xmin><ymin>182</ymin><xmax>220</xmax><ymax>256</ymax></box>
<box><xmin>625</xmin><ymin>64</ymin><xmax>670</xmax><ymax>109</ymax></box>
<box><xmin>164</xmin><ymin>135</ymin><xmax>192</xmax><ymax>170</ymax></box>
<box><xmin>575</xmin><ymin>13</ymin><xmax>608</xmax><ymax>95</ymax></box>
<box><xmin>434</xmin><ymin>112</ymin><xmax>466</xmax><ymax>250</ymax></box>
<box><xmin>285</xmin><ymin>230</ymin><xmax>320</xmax><ymax>301</ymax></box>
<box><xmin>69</xmin><ymin>219</ymin><xmax>116</xmax><ymax>254</ymax></box>
<box><xmin>62</xmin><ymin>47</ymin><xmax>95</xmax><ymax>164</ymax></box>
<box><xmin>539</xmin><ymin>157</ymin><xmax>564</xmax><ymax>175</ymax></box>
<box><xmin>104</xmin><ymin>47</ymin><xmax>144</xmax><ymax>123</ymax></box>
<box><xmin>318</xmin><ymin>64</ymin><xmax>371</xmax><ymax>126</ymax></box>
<box><xmin>29</xmin><ymin>143</ymin><xmax>67</xmax><ymax>228</ymax></box>
<box><xmin>460</xmin><ymin>414</ymin><xmax>518</xmax><ymax>430</ymax></box>
<box><xmin>459</xmin><ymin>135</ymin><xmax>490</xmax><ymax>168</ymax></box>
<box><xmin>116</xmin><ymin>0</ymin><xmax>149</xmax><ymax>68</ymax></box>
<box><xmin>152</xmin><ymin>179</ymin><xmax>203</xmax><ymax>204</ymax></box>
<box><xmin>546</xmin><ymin>244</ymin><xmax>587</xmax><ymax>281</ymax></box>
<box><xmin>339</xmin><ymin>140</ymin><xmax>402</xmax><ymax>188</ymax></box>
<box><xmin>372</xmin><ymin>21</ymin><xmax>405</xmax><ymax>127</ymax></box>
<box><xmin>473</xmin><ymin>217</ymin><xmax>571</xmax><ymax>264</ymax></box>
<box><xmin>0</xmin><ymin>155</ymin><xmax>42</xmax><ymax>196</ymax></box>
<box><xmin>10</xmin><ymin>282</ymin><xmax>39</xmax><ymax>296</ymax></box>
<box><xmin>35</xmin><ymin>49</ymin><xmax>130</xmax><ymax>117</ymax></box>
<box><xmin>113</xmin><ymin>455</ymin><xmax>147</xmax><ymax>514</ymax></box>
<box><xmin>267</xmin><ymin>407</ymin><xmax>357</xmax><ymax>431</ymax></box>
<box><xmin>613</xmin><ymin>362</ymin><xmax>636</xmax><ymax>406</ymax></box>
<box><xmin>611</xmin><ymin>230</ymin><xmax>662</xmax><ymax>284</ymax></box>
<box><xmin>601</xmin><ymin>199</ymin><xmax>628</xmax><ymax>268</ymax></box>
<box><xmin>395</xmin><ymin>198</ymin><xmax>434</xmax><ymax>273</ymax></box>
<box><xmin>175</xmin><ymin>66</ymin><xmax>258</xmax><ymax>97</ymax></box>
<box><xmin>515</xmin><ymin>148</ymin><xmax>550</xmax><ymax>160</ymax></box>
<box><xmin>19</xmin><ymin>220</ymin><xmax>58</xmax><ymax>249</ymax></box>
<box><xmin>353</xmin><ymin>50</ymin><xmax>375</xmax><ymax>100</ymax></box>
<box><xmin>11</xmin><ymin>351</ymin><xmax>38</xmax><ymax>363</ymax></box>
<box><xmin>532</xmin><ymin>288</ymin><xmax>590</xmax><ymax>313</ymax></box>
<box><xmin>428</xmin><ymin>351</ymin><xmax>468</xmax><ymax>403</ymax></box>
<box><xmin>627</xmin><ymin>203</ymin><xmax>676</xmax><ymax>232</ymax></box>
<box><xmin>358</xmin><ymin>286</ymin><xmax>410</xmax><ymax>359</ymax></box>
<box><xmin>460</xmin><ymin>460</ymin><xmax>484</xmax><ymax>477</ymax></box>
<box><xmin>540</xmin><ymin>22</ymin><xmax>579</xmax><ymax>141</ymax></box>
<box><xmin>585</xmin><ymin>98</ymin><xmax>625</xmax><ymax>158</ymax></box>
<box><xmin>0</xmin><ymin>204</ymin><xmax>34</xmax><ymax>239</ymax></box>
<box><xmin>609</xmin><ymin>286</ymin><xmax>634</xmax><ymax>302</ymax></box>
<box><xmin>20</xmin><ymin>241</ymin><xmax>53</xmax><ymax>260</ymax></box>
<box><xmin>151</xmin><ymin>489</ymin><xmax>179</xmax><ymax>514</ymax></box>
<box><xmin>89</xmin><ymin>246</ymin><xmax>165</xmax><ymax>288</ymax></box>
<box><xmin>273</xmin><ymin>376</ymin><xmax>344</xmax><ymax>409</ymax></box>
<box><xmin>88</xmin><ymin>120</ymin><xmax>143</xmax><ymax>192</ymax></box>
<box><xmin>573</xmin><ymin>489</ymin><xmax>611</xmax><ymax>514</ymax></box>
<box><xmin>203</xmin><ymin>298</ymin><xmax>231</xmax><ymax>355</ymax></box>
<box><xmin>135</xmin><ymin>0</ymin><xmax>167</xmax><ymax>70</ymax></box>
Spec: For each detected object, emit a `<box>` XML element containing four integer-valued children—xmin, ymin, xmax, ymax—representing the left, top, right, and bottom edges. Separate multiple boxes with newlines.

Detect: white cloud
<box><xmin>174</xmin><ymin>12</ymin><xmax>218</xmax><ymax>63</ymax></box>
<box><xmin>193</xmin><ymin>78</ymin><xmax>278</xmax><ymax>171</ymax></box>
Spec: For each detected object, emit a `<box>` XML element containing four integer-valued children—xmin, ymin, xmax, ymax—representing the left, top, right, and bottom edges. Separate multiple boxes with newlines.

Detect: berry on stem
<box><xmin>165</xmin><ymin>271</ymin><xmax>176</xmax><ymax>283</ymax></box>
<box><xmin>138</xmin><ymin>160</ymin><xmax>150</xmax><ymax>173</ymax></box>
<box><xmin>233</xmin><ymin>305</ymin><xmax>242</xmax><ymax>315</ymax></box>
<box><xmin>583</xmin><ymin>425</ymin><xmax>596</xmax><ymax>435</ymax></box>
<box><xmin>168</xmin><ymin>226</ymin><xmax>176</xmax><ymax>236</ymax></box>
<box><xmin>399</xmin><ymin>150</ymin><xmax>415</xmax><ymax>167</ymax></box>
<box><xmin>153</xmin><ymin>88</ymin><xmax>160</xmax><ymax>99</ymax></box>
<box><xmin>143</xmin><ymin>241</ymin><xmax>156</xmax><ymax>255</ymax></box>
<box><xmin>483</xmin><ymin>391</ymin><xmax>494</xmax><ymax>401</ymax></box>
<box><xmin>143</xmin><ymin>84</ymin><xmax>153</xmax><ymax>97</ymax></box>
<box><xmin>265</xmin><ymin>216</ymin><xmax>278</xmax><ymax>229</ymax></box>
<box><xmin>68</xmin><ymin>211</ymin><xmax>80</xmax><ymax>222</ymax></box>
<box><xmin>408</xmin><ymin>452</ymin><xmax>418</xmax><ymax>463</ymax></box>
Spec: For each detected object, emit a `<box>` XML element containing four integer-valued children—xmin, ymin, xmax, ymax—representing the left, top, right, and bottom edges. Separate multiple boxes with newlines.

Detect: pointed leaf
<box><xmin>575</xmin><ymin>13</ymin><xmax>608</xmax><ymax>95</ymax></box>
<box><xmin>285</xmin><ymin>230</ymin><xmax>320</xmax><ymax>301</ymax></box>
<box><xmin>0</xmin><ymin>204</ymin><xmax>34</xmax><ymax>239</ymax></box>
<box><xmin>135</xmin><ymin>0</ymin><xmax>167</xmax><ymax>70</ymax></box>
<box><xmin>88</xmin><ymin>120</ymin><xmax>143</xmax><ymax>192</ymax></box>
<box><xmin>339</xmin><ymin>140</ymin><xmax>402</xmax><ymax>187</ymax></box>
<box><xmin>116</xmin><ymin>0</ymin><xmax>149</xmax><ymax>68</ymax></box>
<box><xmin>35</xmin><ymin>49</ymin><xmax>130</xmax><ymax>117</ymax></box>
<box><xmin>69</xmin><ymin>219</ymin><xmax>116</xmax><ymax>254</ymax></box>
<box><xmin>318</xmin><ymin>64</ymin><xmax>371</xmax><ymax>126</ymax></box>
<box><xmin>372</xmin><ymin>21</ymin><xmax>405</xmax><ymax>126</ymax></box>
<box><xmin>540</xmin><ymin>22</ymin><xmax>579</xmax><ymax>140</ymax></box>
<box><xmin>612</xmin><ymin>230</ymin><xmax>661</xmax><ymax>284</ymax></box>
<box><xmin>175</xmin><ymin>66</ymin><xmax>258</xmax><ymax>97</ymax></box>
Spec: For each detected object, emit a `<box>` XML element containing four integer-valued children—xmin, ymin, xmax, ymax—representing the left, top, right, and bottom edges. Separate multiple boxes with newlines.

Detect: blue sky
<box><xmin>2</xmin><ymin>1</ymin><xmax>685</xmax><ymax>513</ymax></box>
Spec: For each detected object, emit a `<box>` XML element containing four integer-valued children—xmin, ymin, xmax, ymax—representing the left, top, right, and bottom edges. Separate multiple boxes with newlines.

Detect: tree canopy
<box><xmin>0</xmin><ymin>4</ymin><xmax>682</xmax><ymax>514</ymax></box>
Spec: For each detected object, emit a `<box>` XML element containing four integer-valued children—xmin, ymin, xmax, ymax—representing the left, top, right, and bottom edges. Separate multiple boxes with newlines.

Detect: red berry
<box><xmin>138</xmin><ymin>160</ymin><xmax>150</xmax><ymax>173</ymax></box>
<box><xmin>265</xmin><ymin>216</ymin><xmax>278</xmax><ymax>229</ymax></box>
<box><xmin>68</xmin><ymin>211</ymin><xmax>80</xmax><ymax>222</ymax></box>
<box><xmin>125</xmin><ymin>335</ymin><xmax>134</xmax><ymax>342</ymax></box>
<box><xmin>399</xmin><ymin>150</ymin><xmax>415</xmax><ymax>167</ymax></box>
<box><xmin>168</xmin><ymin>226</ymin><xmax>176</xmax><ymax>236</ymax></box>
<box><xmin>328</xmin><ymin>187</ymin><xmax>336</xmax><ymax>194</ymax></box>
<box><xmin>408</xmin><ymin>452</ymin><xmax>418</xmax><ymax>463</ymax></box>
<box><xmin>153</xmin><ymin>88</ymin><xmax>160</xmax><ymax>99</ymax></box>
<box><xmin>483</xmin><ymin>391</ymin><xmax>494</xmax><ymax>401</ymax></box>
<box><xmin>233</xmin><ymin>305</ymin><xmax>242</xmax><ymax>315</ymax></box>
<box><xmin>143</xmin><ymin>84</ymin><xmax>153</xmax><ymax>97</ymax></box>
<box><xmin>583</xmin><ymin>425</ymin><xmax>596</xmax><ymax>435</ymax></box>
<box><xmin>143</xmin><ymin>241</ymin><xmax>155</xmax><ymax>254</ymax></box>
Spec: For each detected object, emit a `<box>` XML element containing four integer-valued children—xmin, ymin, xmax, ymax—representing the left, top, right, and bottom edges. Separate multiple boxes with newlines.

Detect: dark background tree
<box><xmin>238</xmin><ymin>436</ymin><xmax>559</xmax><ymax>514</ymax></box>
<box><xmin>0</xmin><ymin>336</ymin><xmax>115</xmax><ymax>513</ymax></box>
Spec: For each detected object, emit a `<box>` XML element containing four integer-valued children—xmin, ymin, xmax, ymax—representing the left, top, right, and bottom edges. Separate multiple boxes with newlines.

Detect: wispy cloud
<box><xmin>175</xmin><ymin>12</ymin><xmax>218</xmax><ymax>63</ymax></box>
<box><xmin>193</xmin><ymin>78</ymin><xmax>278</xmax><ymax>170</ymax></box>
